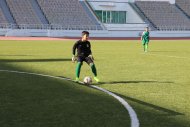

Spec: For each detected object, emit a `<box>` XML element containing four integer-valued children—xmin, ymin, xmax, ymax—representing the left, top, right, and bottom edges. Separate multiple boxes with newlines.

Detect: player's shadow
<box><xmin>114</xmin><ymin>92</ymin><xmax>184</xmax><ymax>116</ymax></box>
<box><xmin>97</xmin><ymin>80</ymin><xmax>174</xmax><ymax>85</ymax></box>
<box><xmin>0</xmin><ymin>58</ymin><xmax>71</xmax><ymax>63</ymax></box>
<box><xmin>56</xmin><ymin>77</ymin><xmax>182</xmax><ymax>116</ymax></box>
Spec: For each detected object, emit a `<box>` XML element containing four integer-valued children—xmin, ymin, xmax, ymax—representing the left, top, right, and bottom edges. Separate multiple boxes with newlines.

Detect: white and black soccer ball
<box><xmin>83</xmin><ymin>76</ymin><xmax>92</xmax><ymax>85</ymax></box>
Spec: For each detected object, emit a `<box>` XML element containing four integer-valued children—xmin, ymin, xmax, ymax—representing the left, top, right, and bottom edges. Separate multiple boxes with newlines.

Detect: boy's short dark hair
<box><xmin>82</xmin><ymin>31</ymin><xmax>89</xmax><ymax>36</ymax></box>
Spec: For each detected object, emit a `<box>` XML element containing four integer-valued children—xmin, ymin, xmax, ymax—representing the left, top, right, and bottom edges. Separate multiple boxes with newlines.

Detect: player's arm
<box><xmin>141</xmin><ymin>32</ymin><xmax>144</xmax><ymax>40</ymax></box>
<box><xmin>72</xmin><ymin>42</ymin><xmax>78</xmax><ymax>62</ymax></box>
<box><xmin>72</xmin><ymin>41</ymin><xmax>78</xmax><ymax>56</ymax></box>
<box><xmin>88</xmin><ymin>42</ymin><xmax>94</xmax><ymax>60</ymax></box>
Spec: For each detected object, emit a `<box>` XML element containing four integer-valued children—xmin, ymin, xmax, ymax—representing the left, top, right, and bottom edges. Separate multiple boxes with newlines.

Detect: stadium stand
<box><xmin>0</xmin><ymin>0</ymin><xmax>190</xmax><ymax>33</ymax></box>
<box><xmin>0</xmin><ymin>0</ymin><xmax>16</xmax><ymax>24</ymax></box>
<box><xmin>37</xmin><ymin>0</ymin><xmax>102</xmax><ymax>30</ymax></box>
<box><xmin>176</xmin><ymin>0</ymin><xmax>190</xmax><ymax>18</ymax></box>
<box><xmin>135</xmin><ymin>1</ymin><xmax>190</xmax><ymax>31</ymax></box>
<box><xmin>6</xmin><ymin>0</ymin><xmax>43</xmax><ymax>28</ymax></box>
<box><xmin>0</xmin><ymin>8</ymin><xmax>8</xmax><ymax>24</ymax></box>
<box><xmin>128</xmin><ymin>2</ymin><xmax>157</xmax><ymax>30</ymax></box>
<box><xmin>30</xmin><ymin>0</ymin><xmax>49</xmax><ymax>24</ymax></box>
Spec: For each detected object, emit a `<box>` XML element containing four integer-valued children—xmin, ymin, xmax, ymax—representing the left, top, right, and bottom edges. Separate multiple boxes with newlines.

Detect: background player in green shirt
<box><xmin>141</xmin><ymin>27</ymin><xmax>150</xmax><ymax>52</ymax></box>
<box><xmin>72</xmin><ymin>31</ymin><xmax>99</xmax><ymax>83</ymax></box>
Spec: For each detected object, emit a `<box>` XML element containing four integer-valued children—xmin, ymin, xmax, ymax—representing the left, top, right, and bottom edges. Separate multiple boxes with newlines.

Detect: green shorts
<box><xmin>142</xmin><ymin>41</ymin><xmax>149</xmax><ymax>45</ymax></box>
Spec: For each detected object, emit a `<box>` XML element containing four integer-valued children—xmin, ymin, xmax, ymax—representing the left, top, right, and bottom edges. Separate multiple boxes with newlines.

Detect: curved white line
<box><xmin>90</xmin><ymin>85</ymin><xmax>139</xmax><ymax>127</ymax></box>
<box><xmin>0</xmin><ymin>69</ymin><xmax>139</xmax><ymax>127</ymax></box>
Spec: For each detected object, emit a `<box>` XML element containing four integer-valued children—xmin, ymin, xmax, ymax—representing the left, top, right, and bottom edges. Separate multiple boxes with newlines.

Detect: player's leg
<box><xmin>92</xmin><ymin>68</ymin><xmax>99</xmax><ymax>82</ymax></box>
<box><xmin>145</xmin><ymin>42</ymin><xmax>148</xmax><ymax>52</ymax></box>
<box><xmin>142</xmin><ymin>43</ymin><xmax>145</xmax><ymax>52</ymax></box>
<box><xmin>90</xmin><ymin>63</ymin><xmax>97</xmax><ymax>76</ymax></box>
<box><xmin>75</xmin><ymin>57</ymin><xmax>83</xmax><ymax>81</ymax></box>
<box><xmin>75</xmin><ymin>62</ymin><xmax>82</xmax><ymax>81</ymax></box>
<box><xmin>91</xmin><ymin>63</ymin><xmax>100</xmax><ymax>83</ymax></box>
<box><xmin>86</xmin><ymin>57</ymin><xmax>99</xmax><ymax>82</ymax></box>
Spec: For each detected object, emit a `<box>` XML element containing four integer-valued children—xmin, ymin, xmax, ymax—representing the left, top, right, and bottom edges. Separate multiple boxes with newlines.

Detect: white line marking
<box><xmin>0</xmin><ymin>69</ymin><xmax>139</xmax><ymax>127</ymax></box>
<box><xmin>141</xmin><ymin>53</ymin><xmax>190</xmax><ymax>60</ymax></box>
<box><xmin>90</xmin><ymin>85</ymin><xmax>139</xmax><ymax>127</ymax></box>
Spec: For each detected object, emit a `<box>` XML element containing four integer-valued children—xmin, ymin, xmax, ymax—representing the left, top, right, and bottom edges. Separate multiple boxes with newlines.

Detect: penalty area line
<box><xmin>0</xmin><ymin>69</ymin><xmax>139</xmax><ymax>127</ymax></box>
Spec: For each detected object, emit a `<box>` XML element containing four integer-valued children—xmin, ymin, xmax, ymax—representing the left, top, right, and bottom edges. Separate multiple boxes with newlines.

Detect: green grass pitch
<box><xmin>0</xmin><ymin>39</ymin><xmax>190</xmax><ymax>127</ymax></box>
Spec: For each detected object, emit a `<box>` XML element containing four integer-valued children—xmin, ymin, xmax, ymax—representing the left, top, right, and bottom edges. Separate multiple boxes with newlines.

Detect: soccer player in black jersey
<box><xmin>72</xmin><ymin>31</ymin><xmax>99</xmax><ymax>82</ymax></box>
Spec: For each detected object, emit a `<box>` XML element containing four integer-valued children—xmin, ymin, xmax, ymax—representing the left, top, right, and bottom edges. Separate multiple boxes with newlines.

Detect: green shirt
<box><xmin>142</xmin><ymin>31</ymin><xmax>149</xmax><ymax>43</ymax></box>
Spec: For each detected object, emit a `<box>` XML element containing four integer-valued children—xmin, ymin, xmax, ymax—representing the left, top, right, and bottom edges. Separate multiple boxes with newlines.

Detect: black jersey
<box><xmin>72</xmin><ymin>40</ymin><xmax>92</xmax><ymax>57</ymax></box>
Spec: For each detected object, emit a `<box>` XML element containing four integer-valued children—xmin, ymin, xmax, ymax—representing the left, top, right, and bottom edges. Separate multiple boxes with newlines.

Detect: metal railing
<box><xmin>0</xmin><ymin>23</ymin><xmax>105</xmax><ymax>30</ymax></box>
<box><xmin>1</xmin><ymin>23</ymin><xmax>190</xmax><ymax>31</ymax></box>
<box><xmin>156</xmin><ymin>25</ymin><xmax>190</xmax><ymax>31</ymax></box>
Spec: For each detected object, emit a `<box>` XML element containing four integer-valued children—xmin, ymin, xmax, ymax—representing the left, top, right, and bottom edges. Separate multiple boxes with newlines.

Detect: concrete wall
<box><xmin>104</xmin><ymin>24</ymin><xmax>147</xmax><ymax>30</ymax></box>
<box><xmin>88</xmin><ymin>0</ymin><xmax>131</xmax><ymax>2</ymax></box>
<box><xmin>1</xmin><ymin>29</ymin><xmax>190</xmax><ymax>38</ymax></box>
<box><xmin>88</xmin><ymin>1</ymin><xmax>144</xmax><ymax>23</ymax></box>
<box><xmin>0</xmin><ymin>29</ymin><xmax>10</xmax><ymax>36</ymax></box>
<box><xmin>1</xmin><ymin>29</ymin><xmax>108</xmax><ymax>37</ymax></box>
<box><xmin>131</xmin><ymin>0</ymin><xmax>175</xmax><ymax>4</ymax></box>
<box><xmin>88</xmin><ymin>0</ymin><xmax>175</xmax><ymax>4</ymax></box>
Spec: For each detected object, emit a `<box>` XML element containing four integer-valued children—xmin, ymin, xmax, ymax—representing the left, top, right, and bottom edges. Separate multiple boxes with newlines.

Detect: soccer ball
<box><xmin>83</xmin><ymin>76</ymin><xmax>92</xmax><ymax>85</ymax></box>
